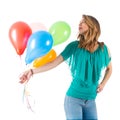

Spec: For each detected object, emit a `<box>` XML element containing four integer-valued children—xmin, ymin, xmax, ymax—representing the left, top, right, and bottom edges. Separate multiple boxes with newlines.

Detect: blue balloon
<box><xmin>25</xmin><ymin>31</ymin><xmax>53</xmax><ymax>64</ymax></box>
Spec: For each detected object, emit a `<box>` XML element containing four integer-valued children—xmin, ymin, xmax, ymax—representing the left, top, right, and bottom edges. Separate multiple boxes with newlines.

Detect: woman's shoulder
<box><xmin>103</xmin><ymin>43</ymin><xmax>111</xmax><ymax>57</ymax></box>
<box><xmin>101</xmin><ymin>43</ymin><xmax>109</xmax><ymax>51</ymax></box>
<box><xmin>98</xmin><ymin>42</ymin><xmax>111</xmax><ymax>58</ymax></box>
<box><xmin>98</xmin><ymin>42</ymin><xmax>109</xmax><ymax>48</ymax></box>
<box><xmin>68</xmin><ymin>40</ymin><xmax>79</xmax><ymax>46</ymax></box>
<box><xmin>63</xmin><ymin>40</ymin><xmax>79</xmax><ymax>51</ymax></box>
<box><xmin>98</xmin><ymin>42</ymin><xmax>108</xmax><ymax>51</ymax></box>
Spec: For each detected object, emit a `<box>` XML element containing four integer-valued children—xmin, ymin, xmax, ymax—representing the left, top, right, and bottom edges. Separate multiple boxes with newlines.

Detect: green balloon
<box><xmin>49</xmin><ymin>21</ymin><xmax>71</xmax><ymax>46</ymax></box>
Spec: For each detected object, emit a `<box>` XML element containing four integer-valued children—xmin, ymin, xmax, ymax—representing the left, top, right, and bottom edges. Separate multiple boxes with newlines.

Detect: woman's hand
<box><xmin>19</xmin><ymin>69</ymin><xmax>33</xmax><ymax>84</ymax></box>
<box><xmin>97</xmin><ymin>83</ymin><xmax>105</xmax><ymax>93</ymax></box>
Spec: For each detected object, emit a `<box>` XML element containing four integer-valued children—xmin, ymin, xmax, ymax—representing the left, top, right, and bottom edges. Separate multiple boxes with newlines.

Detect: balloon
<box><xmin>29</xmin><ymin>22</ymin><xmax>47</xmax><ymax>33</ymax></box>
<box><xmin>9</xmin><ymin>21</ymin><xmax>32</xmax><ymax>55</ymax></box>
<box><xmin>25</xmin><ymin>31</ymin><xmax>53</xmax><ymax>64</ymax></box>
<box><xmin>33</xmin><ymin>49</ymin><xmax>57</xmax><ymax>68</ymax></box>
<box><xmin>49</xmin><ymin>21</ymin><xmax>71</xmax><ymax>46</ymax></box>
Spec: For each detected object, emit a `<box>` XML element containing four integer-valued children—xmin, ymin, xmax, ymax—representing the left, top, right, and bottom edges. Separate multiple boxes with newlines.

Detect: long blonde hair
<box><xmin>77</xmin><ymin>14</ymin><xmax>104</xmax><ymax>52</ymax></box>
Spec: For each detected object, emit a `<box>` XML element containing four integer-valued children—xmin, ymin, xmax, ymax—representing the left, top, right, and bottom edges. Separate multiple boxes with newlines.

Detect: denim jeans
<box><xmin>64</xmin><ymin>95</ymin><xmax>98</xmax><ymax>120</ymax></box>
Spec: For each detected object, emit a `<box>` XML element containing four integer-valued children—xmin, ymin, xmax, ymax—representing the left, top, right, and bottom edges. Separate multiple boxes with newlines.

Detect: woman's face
<box><xmin>79</xmin><ymin>18</ymin><xmax>89</xmax><ymax>34</ymax></box>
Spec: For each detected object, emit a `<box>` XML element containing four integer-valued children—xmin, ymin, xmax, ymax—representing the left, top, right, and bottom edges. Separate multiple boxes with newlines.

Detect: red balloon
<box><xmin>9</xmin><ymin>21</ymin><xmax>32</xmax><ymax>55</ymax></box>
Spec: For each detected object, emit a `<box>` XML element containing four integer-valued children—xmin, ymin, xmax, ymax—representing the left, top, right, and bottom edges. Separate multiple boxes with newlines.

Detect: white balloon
<box><xmin>29</xmin><ymin>22</ymin><xmax>47</xmax><ymax>33</ymax></box>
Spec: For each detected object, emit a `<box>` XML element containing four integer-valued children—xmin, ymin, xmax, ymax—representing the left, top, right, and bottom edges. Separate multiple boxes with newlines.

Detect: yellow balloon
<box><xmin>33</xmin><ymin>49</ymin><xmax>57</xmax><ymax>68</ymax></box>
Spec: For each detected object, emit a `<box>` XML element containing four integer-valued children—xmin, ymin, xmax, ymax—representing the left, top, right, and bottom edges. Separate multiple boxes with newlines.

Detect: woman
<box><xmin>19</xmin><ymin>14</ymin><xmax>112</xmax><ymax>120</ymax></box>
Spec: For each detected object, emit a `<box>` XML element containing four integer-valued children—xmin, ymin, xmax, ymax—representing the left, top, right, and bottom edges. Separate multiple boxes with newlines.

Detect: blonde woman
<box><xmin>19</xmin><ymin>15</ymin><xmax>112</xmax><ymax>120</ymax></box>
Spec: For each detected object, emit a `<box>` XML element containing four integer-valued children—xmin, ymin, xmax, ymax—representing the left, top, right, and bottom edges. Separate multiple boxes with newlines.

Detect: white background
<box><xmin>0</xmin><ymin>0</ymin><xmax>119</xmax><ymax>120</ymax></box>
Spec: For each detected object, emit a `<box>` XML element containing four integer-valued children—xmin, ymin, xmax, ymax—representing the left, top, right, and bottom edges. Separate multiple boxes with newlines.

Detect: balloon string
<box><xmin>26</xmin><ymin>95</ymin><xmax>35</xmax><ymax>112</ymax></box>
<box><xmin>19</xmin><ymin>55</ymin><xmax>21</xmax><ymax>60</ymax></box>
<box><xmin>19</xmin><ymin>55</ymin><xmax>26</xmax><ymax>72</ymax></box>
<box><xmin>23</xmin><ymin>83</ymin><xmax>35</xmax><ymax>112</ymax></box>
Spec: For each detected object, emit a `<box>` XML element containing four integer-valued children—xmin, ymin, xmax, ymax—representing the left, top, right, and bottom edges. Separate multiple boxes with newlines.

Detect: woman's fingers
<box><xmin>19</xmin><ymin>74</ymin><xmax>28</xmax><ymax>84</ymax></box>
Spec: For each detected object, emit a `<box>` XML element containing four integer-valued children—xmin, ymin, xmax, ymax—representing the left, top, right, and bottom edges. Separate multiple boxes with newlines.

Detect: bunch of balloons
<box><xmin>9</xmin><ymin>20</ymin><xmax>71</xmax><ymax>67</ymax></box>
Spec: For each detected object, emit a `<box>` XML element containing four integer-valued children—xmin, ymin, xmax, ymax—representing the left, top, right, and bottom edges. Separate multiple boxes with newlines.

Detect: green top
<box><xmin>60</xmin><ymin>40</ymin><xmax>111</xmax><ymax>99</ymax></box>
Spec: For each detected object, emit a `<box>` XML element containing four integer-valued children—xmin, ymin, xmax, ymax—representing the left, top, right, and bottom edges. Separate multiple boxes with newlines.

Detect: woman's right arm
<box><xmin>32</xmin><ymin>55</ymin><xmax>64</xmax><ymax>74</ymax></box>
<box><xmin>19</xmin><ymin>55</ymin><xmax>64</xmax><ymax>83</ymax></box>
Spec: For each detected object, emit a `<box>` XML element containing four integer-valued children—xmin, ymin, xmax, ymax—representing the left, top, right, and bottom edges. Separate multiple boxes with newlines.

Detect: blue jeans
<box><xmin>64</xmin><ymin>96</ymin><xmax>98</xmax><ymax>120</ymax></box>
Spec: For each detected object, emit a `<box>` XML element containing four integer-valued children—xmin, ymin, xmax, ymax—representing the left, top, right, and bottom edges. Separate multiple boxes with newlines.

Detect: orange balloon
<box><xmin>33</xmin><ymin>49</ymin><xmax>57</xmax><ymax>68</ymax></box>
<box><xmin>9</xmin><ymin>21</ymin><xmax>32</xmax><ymax>55</ymax></box>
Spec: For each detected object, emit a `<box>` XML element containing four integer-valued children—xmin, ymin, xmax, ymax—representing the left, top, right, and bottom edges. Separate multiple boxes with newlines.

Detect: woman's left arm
<box><xmin>97</xmin><ymin>47</ymin><xmax>112</xmax><ymax>93</ymax></box>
